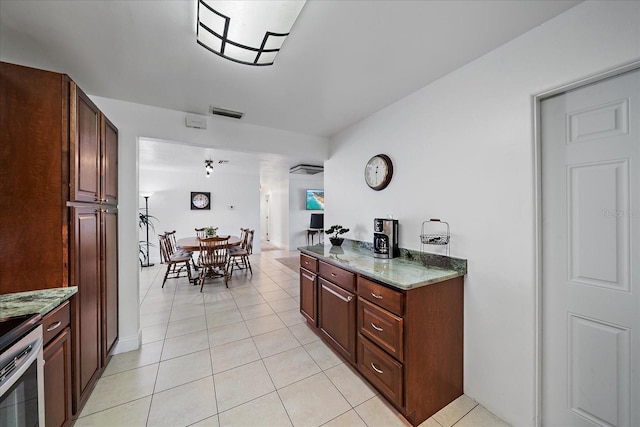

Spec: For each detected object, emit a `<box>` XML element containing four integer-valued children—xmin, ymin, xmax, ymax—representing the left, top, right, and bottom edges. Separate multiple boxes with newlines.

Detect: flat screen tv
<box><xmin>306</xmin><ymin>189</ymin><xmax>324</xmax><ymax>210</ymax></box>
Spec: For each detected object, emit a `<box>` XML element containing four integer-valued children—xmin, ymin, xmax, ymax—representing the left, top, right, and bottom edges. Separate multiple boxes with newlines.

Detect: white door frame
<box><xmin>533</xmin><ymin>59</ymin><xmax>640</xmax><ymax>427</ymax></box>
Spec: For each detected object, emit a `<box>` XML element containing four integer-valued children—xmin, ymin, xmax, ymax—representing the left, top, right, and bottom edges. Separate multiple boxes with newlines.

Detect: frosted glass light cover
<box><xmin>197</xmin><ymin>0</ymin><xmax>306</xmax><ymax>66</ymax></box>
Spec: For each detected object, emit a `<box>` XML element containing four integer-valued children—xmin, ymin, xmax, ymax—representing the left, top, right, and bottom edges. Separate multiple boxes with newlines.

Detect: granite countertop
<box><xmin>298</xmin><ymin>241</ymin><xmax>467</xmax><ymax>291</ymax></box>
<box><xmin>0</xmin><ymin>287</ymin><xmax>78</xmax><ymax>318</ymax></box>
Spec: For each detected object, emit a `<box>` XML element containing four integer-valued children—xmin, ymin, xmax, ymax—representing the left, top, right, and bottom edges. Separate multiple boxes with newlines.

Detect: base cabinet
<box><xmin>43</xmin><ymin>302</ymin><xmax>73</xmax><ymax>427</ymax></box>
<box><xmin>318</xmin><ymin>278</ymin><xmax>356</xmax><ymax>364</ymax></box>
<box><xmin>299</xmin><ymin>268</ymin><xmax>317</xmax><ymax>326</ymax></box>
<box><xmin>300</xmin><ymin>252</ymin><xmax>464</xmax><ymax>426</ymax></box>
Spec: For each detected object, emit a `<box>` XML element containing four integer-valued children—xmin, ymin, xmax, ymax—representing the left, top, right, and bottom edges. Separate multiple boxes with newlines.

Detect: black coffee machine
<box><xmin>373</xmin><ymin>218</ymin><xmax>399</xmax><ymax>259</ymax></box>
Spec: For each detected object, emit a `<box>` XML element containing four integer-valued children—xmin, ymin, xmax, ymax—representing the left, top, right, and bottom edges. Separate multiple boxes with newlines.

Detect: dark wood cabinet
<box><xmin>0</xmin><ymin>61</ymin><xmax>119</xmax><ymax>419</ymax></box>
<box><xmin>0</xmin><ymin>62</ymin><xmax>70</xmax><ymax>295</ymax></box>
<box><xmin>70</xmin><ymin>206</ymin><xmax>102</xmax><ymax>404</ymax></box>
<box><xmin>318</xmin><ymin>277</ymin><xmax>357</xmax><ymax>364</ymax></box>
<box><xmin>300</xmin><ymin>252</ymin><xmax>464</xmax><ymax>426</ymax></box>
<box><xmin>299</xmin><ymin>268</ymin><xmax>317</xmax><ymax>326</ymax></box>
<box><xmin>101</xmin><ymin>116</ymin><xmax>119</xmax><ymax>205</ymax></box>
<box><xmin>71</xmin><ymin>85</ymin><xmax>101</xmax><ymax>203</ymax></box>
<box><xmin>43</xmin><ymin>301</ymin><xmax>73</xmax><ymax>427</ymax></box>
<box><xmin>101</xmin><ymin>207</ymin><xmax>119</xmax><ymax>364</ymax></box>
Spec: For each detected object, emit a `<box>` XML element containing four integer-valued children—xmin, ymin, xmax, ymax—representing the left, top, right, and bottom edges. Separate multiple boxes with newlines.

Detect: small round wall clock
<box><xmin>364</xmin><ymin>154</ymin><xmax>393</xmax><ymax>190</ymax></box>
<box><xmin>191</xmin><ymin>192</ymin><xmax>210</xmax><ymax>210</ymax></box>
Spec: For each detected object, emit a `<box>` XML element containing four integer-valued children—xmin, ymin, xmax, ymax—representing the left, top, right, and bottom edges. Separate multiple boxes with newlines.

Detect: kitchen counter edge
<box><xmin>0</xmin><ymin>287</ymin><xmax>78</xmax><ymax>318</ymax></box>
<box><xmin>298</xmin><ymin>242</ymin><xmax>466</xmax><ymax>291</ymax></box>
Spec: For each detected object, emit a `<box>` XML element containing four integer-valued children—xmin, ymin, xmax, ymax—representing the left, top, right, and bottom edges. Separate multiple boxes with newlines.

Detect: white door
<box><xmin>541</xmin><ymin>69</ymin><xmax>640</xmax><ymax>426</ymax></box>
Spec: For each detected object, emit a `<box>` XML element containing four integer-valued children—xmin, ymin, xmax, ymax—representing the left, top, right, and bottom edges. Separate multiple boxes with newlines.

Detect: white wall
<box><xmin>326</xmin><ymin>2</ymin><xmax>640</xmax><ymax>426</ymax></box>
<box><xmin>139</xmin><ymin>165</ymin><xmax>261</xmax><ymax>264</ymax></box>
<box><xmin>88</xmin><ymin>96</ymin><xmax>329</xmax><ymax>353</ymax></box>
<box><xmin>289</xmin><ymin>173</ymin><xmax>324</xmax><ymax>249</ymax></box>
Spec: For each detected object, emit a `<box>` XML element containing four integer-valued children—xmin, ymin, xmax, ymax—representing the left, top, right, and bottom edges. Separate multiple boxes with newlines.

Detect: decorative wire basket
<box><xmin>420</xmin><ymin>219</ymin><xmax>450</xmax><ymax>254</ymax></box>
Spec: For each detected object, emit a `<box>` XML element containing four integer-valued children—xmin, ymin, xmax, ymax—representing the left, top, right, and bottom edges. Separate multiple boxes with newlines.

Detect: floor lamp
<box><xmin>142</xmin><ymin>195</ymin><xmax>154</xmax><ymax>267</ymax></box>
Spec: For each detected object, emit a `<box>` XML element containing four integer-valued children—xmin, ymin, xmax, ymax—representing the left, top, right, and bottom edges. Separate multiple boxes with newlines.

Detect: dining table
<box><xmin>176</xmin><ymin>235</ymin><xmax>241</xmax><ymax>252</ymax></box>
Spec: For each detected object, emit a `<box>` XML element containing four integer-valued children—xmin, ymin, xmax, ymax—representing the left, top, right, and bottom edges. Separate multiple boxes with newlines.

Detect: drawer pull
<box><xmin>46</xmin><ymin>321</ymin><xmax>62</xmax><ymax>332</ymax></box>
<box><xmin>371</xmin><ymin>292</ymin><xmax>383</xmax><ymax>299</ymax></box>
<box><xmin>304</xmin><ymin>261</ymin><xmax>309</xmax><ymax>265</ymax></box>
<box><xmin>370</xmin><ymin>322</ymin><xmax>383</xmax><ymax>332</ymax></box>
<box><xmin>302</xmin><ymin>273</ymin><xmax>314</xmax><ymax>281</ymax></box>
<box><xmin>331</xmin><ymin>273</ymin><xmax>337</xmax><ymax>277</ymax></box>
<box><xmin>347</xmin><ymin>296</ymin><xmax>353</xmax><ymax>302</ymax></box>
<box><xmin>371</xmin><ymin>363</ymin><xmax>384</xmax><ymax>374</ymax></box>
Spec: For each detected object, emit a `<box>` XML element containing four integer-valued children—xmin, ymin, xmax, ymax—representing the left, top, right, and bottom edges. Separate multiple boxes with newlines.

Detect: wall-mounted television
<box><xmin>306</xmin><ymin>189</ymin><xmax>324</xmax><ymax>210</ymax></box>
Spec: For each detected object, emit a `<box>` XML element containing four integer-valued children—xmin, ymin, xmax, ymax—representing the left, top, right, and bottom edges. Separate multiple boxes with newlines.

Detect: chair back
<box><xmin>158</xmin><ymin>234</ymin><xmax>171</xmax><ymax>263</ymax></box>
<box><xmin>195</xmin><ymin>227</ymin><xmax>206</xmax><ymax>238</ymax></box>
<box><xmin>246</xmin><ymin>230</ymin><xmax>255</xmax><ymax>255</ymax></box>
<box><xmin>164</xmin><ymin>230</ymin><xmax>178</xmax><ymax>254</ymax></box>
<box><xmin>239</xmin><ymin>228</ymin><xmax>250</xmax><ymax>249</ymax></box>
<box><xmin>198</xmin><ymin>236</ymin><xmax>230</xmax><ymax>268</ymax></box>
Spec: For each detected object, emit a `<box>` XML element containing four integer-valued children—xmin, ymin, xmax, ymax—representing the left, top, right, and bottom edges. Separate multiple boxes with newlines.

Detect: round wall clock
<box><xmin>191</xmin><ymin>192</ymin><xmax>210</xmax><ymax>210</ymax></box>
<box><xmin>364</xmin><ymin>154</ymin><xmax>393</xmax><ymax>190</ymax></box>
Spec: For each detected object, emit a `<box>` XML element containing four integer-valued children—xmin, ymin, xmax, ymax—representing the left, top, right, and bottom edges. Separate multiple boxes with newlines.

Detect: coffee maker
<box><xmin>373</xmin><ymin>218</ymin><xmax>399</xmax><ymax>259</ymax></box>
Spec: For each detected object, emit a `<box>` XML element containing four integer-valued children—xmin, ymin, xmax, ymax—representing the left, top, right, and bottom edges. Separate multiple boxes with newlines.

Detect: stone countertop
<box><xmin>0</xmin><ymin>287</ymin><xmax>78</xmax><ymax>318</ymax></box>
<box><xmin>298</xmin><ymin>241</ymin><xmax>467</xmax><ymax>291</ymax></box>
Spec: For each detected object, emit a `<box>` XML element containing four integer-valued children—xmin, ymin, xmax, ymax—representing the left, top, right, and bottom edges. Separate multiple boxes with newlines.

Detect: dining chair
<box><xmin>158</xmin><ymin>233</ymin><xmax>193</xmax><ymax>287</ymax></box>
<box><xmin>195</xmin><ymin>227</ymin><xmax>206</xmax><ymax>238</ymax></box>
<box><xmin>229</xmin><ymin>229</ymin><xmax>254</xmax><ymax>278</ymax></box>
<box><xmin>197</xmin><ymin>236</ymin><xmax>230</xmax><ymax>291</ymax></box>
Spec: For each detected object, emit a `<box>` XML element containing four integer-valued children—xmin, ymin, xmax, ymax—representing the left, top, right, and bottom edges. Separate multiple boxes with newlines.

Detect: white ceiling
<box><xmin>0</xmin><ymin>0</ymin><xmax>581</xmax><ymax>139</ymax></box>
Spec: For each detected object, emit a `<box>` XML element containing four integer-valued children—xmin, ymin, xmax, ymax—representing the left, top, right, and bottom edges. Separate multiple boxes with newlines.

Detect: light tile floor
<box><xmin>76</xmin><ymin>249</ymin><xmax>510</xmax><ymax>427</ymax></box>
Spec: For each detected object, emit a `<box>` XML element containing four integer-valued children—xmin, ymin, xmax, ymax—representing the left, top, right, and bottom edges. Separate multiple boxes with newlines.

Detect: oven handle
<box><xmin>0</xmin><ymin>326</ymin><xmax>43</xmax><ymax>397</ymax></box>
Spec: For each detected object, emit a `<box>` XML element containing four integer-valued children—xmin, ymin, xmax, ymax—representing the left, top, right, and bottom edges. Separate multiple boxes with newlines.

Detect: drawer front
<box><xmin>43</xmin><ymin>300</ymin><xmax>71</xmax><ymax>346</ymax></box>
<box><xmin>358</xmin><ymin>298</ymin><xmax>403</xmax><ymax>361</ymax></box>
<box><xmin>358</xmin><ymin>335</ymin><xmax>403</xmax><ymax>407</ymax></box>
<box><xmin>300</xmin><ymin>253</ymin><xmax>318</xmax><ymax>272</ymax></box>
<box><xmin>319</xmin><ymin>261</ymin><xmax>356</xmax><ymax>292</ymax></box>
<box><xmin>358</xmin><ymin>277</ymin><xmax>404</xmax><ymax>316</ymax></box>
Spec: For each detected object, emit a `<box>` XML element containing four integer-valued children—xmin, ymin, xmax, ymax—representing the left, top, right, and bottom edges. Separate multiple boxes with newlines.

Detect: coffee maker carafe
<box><xmin>373</xmin><ymin>218</ymin><xmax>399</xmax><ymax>259</ymax></box>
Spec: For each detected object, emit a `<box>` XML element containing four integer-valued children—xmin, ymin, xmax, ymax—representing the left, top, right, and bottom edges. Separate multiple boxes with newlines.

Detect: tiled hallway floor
<box><xmin>76</xmin><ymin>249</ymin><xmax>510</xmax><ymax>427</ymax></box>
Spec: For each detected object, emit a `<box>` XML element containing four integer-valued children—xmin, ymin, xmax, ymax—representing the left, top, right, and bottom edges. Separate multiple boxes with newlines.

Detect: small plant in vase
<box><xmin>325</xmin><ymin>225</ymin><xmax>349</xmax><ymax>246</ymax></box>
<box><xmin>205</xmin><ymin>226</ymin><xmax>218</xmax><ymax>237</ymax></box>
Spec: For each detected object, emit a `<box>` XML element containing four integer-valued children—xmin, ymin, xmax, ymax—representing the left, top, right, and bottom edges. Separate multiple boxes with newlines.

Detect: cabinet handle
<box><xmin>370</xmin><ymin>322</ymin><xmax>383</xmax><ymax>332</ymax></box>
<box><xmin>304</xmin><ymin>261</ymin><xmax>309</xmax><ymax>265</ymax></box>
<box><xmin>94</xmin><ymin>196</ymin><xmax>99</xmax><ymax>202</ymax></box>
<box><xmin>347</xmin><ymin>296</ymin><xmax>353</xmax><ymax>302</ymax></box>
<box><xmin>371</xmin><ymin>292</ymin><xmax>383</xmax><ymax>299</ymax></box>
<box><xmin>46</xmin><ymin>321</ymin><xmax>62</xmax><ymax>332</ymax></box>
<box><xmin>302</xmin><ymin>273</ymin><xmax>314</xmax><ymax>281</ymax></box>
<box><xmin>371</xmin><ymin>363</ymin><xmax>384</xmax><ymax>374</ymax></box>
<box><xmin>331</xmin><ymin>273</ymin><xmax>337</xmax><ymax>277</ymax></box>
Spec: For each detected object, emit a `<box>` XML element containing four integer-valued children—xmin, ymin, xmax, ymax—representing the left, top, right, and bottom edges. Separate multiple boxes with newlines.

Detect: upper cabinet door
<box><xmin>70</xmin><ymin>83</ymin><xmax>100</xmax><ymax>203</ymax></box>
<box><xmin>101</xmin><ymin>116</ymin><xmax>118</xmax><ymax>205</ymax></box>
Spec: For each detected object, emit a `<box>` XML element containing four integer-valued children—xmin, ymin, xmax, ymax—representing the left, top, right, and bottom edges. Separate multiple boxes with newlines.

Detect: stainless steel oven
<box><xmin>0</xmin><ymin>316</ymin><xmax>45</xmax><ymax>427</ymax></box>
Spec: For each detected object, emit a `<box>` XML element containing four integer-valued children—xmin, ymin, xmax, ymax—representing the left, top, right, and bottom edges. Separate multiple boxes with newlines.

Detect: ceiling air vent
<box><xmin>289</xmin><ymin>164</ymin><xmax>324</xmax><ymax>175</ymax></box>
<box><xmin>210</xmin><ymin>106</ymin><xmax>244</xmax><ymax>119</ymax></box>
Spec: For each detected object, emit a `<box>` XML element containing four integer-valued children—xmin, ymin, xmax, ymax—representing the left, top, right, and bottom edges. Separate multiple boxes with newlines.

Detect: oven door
<box><xmin>0</xmin><ymin>325</ymin><xmax>45</xmax><ymax>427</ymax></box>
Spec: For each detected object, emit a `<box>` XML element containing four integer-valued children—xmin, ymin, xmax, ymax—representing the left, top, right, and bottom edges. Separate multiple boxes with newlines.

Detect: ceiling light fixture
<box><xmin>196</xmin><ymin>0</ymin><xmax>306</xmax><ymax>66</ymax></box>
<box><xmin>205</xmin><ymin>159</ymin><xmax>214</xmax><ymax>178</ymax></box>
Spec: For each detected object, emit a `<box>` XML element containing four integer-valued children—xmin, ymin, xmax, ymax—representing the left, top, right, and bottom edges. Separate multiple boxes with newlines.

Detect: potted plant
<box><xmin>138</xmin><ymin>211</ymin><xmax>157</xmax><ymax>267</ymax></box>
<box><xmin>325</xmin><ymin>225</ymin><xmax>350</xmax><ymax>246</ymax></box>
<box><xmin>205</xmin><ymin>226</ymin><xmax>218</xmax><ymax>237</ymax></box>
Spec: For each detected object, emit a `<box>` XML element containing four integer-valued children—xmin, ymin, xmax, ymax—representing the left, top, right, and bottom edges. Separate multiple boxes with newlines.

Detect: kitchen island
<box><xmin>298</xmin><ymin>241</ymin><xmax>466</xmax><ymax>427</ymax></box>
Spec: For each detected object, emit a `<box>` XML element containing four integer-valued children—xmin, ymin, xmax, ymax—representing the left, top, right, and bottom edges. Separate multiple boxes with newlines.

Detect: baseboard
<box><xmin>112</xmin><ymin>330</ymin><xmax>142</xmax><ymax>354</ymax></box>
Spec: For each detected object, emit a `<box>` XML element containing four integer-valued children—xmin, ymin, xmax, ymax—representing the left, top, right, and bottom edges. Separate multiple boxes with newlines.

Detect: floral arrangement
<box><xmin>205</xmin><ymin>226</ymin><xmax>218</xmax><ymax>237</ymax></box>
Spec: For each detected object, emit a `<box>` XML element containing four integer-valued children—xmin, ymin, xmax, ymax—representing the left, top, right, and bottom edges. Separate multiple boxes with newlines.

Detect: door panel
<box><xmin>101</xmin><ymin>208</ymin><xmax>118</xmax><ymax>363</ymax></box>
<box><xmin>319</xmin><ymin>278</ymin><xmax>356</xmax><ymax>363</ymax></box>
<box><xmin>541</xmin><ymin>69</ymin><xmax>639</xmax><ymax>426</ymax></box>
<box><xmin>101</xmin><ymin>116</ymin><xmax>118</xmax><ymax>205</ymax></box>
<box><xmin>71</xmin><ymin>84</ymin><xmax>100</xmax><ymax>203</ymax></box>
<box><xmin>71</xmin><ymin>206</ymin><xmax>101</xmax><ymax>399</ymax></box>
